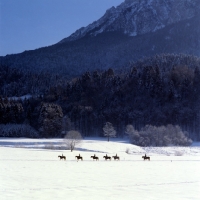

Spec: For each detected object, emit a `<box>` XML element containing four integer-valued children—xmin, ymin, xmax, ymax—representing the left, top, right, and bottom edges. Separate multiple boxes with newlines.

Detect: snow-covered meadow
<box><xmin>0</xmin><ymin>138</ymin><xmax>200</xmax><ymax>200</ymax></box>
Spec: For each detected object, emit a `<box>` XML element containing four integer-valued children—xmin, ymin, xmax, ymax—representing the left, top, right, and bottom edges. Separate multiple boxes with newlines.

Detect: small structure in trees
<box><xmin>64</xmin><ymin>130</ymin><xmax>82</xmax><ymax>152</ymax></box>
<box><xmin>103</xmin><ymin>122</ymin><xmax>116</xmax><ymax>142</ymax></box>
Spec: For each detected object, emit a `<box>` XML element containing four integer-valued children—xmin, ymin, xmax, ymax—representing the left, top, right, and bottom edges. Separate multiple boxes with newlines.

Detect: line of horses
<box><xmin>58</xmin><ymin>153</ymin><xmax>121</xmax><ymax>161</ymax></box>
<box><xmin>58</xmin><ymin>153</ymin><xmax>151</xmax><ymax>161</ymax></box>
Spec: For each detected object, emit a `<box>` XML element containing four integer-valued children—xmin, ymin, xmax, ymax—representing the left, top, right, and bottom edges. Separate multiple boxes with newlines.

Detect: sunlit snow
<box><xmin>0</xmin><ymin>138</ymin><xmax>200</xmax><ymax>200</ymax></box>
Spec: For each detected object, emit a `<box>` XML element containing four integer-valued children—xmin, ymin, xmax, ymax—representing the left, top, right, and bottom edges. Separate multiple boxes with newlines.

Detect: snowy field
<box><xmin>0</xmin><ymin>138</ymin><xmax>200</xmax><ymax>200</ymax></box>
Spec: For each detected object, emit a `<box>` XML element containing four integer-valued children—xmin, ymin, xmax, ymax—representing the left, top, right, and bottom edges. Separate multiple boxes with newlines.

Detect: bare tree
<box><xmin>103</xmin><ymin>122</ymin><xmax>116</xmax><ymax>142</ymax></box>
<box><xmin>64</xmin><ymin>130</ymin><xmax>82</xmax><ymax>152</ymax></box>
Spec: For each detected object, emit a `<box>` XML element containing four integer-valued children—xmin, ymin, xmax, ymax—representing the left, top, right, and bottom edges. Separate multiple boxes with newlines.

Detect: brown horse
<box><xmin>112</xmin><ymin>154</ymin><xmax>120</xmax><ymax>161</ymax></box>
<box><xmin>142</xmin><ymin>154</ymin><xmax>150</xmax><ymax>161</ymax></box>
<box><xmin>91</xmin><ymin>154</ymin><xmax>99</xmax><ymax>161</ymax></box>
<box><xmin>103</xmin><ymin>154</ymin><xmax>111</xmax><ymax>161</ymax></box>
<box><xmin>75</xmin><ymin>154</ymin><xmax>83</xmax><ymax>161</ymax></box>
<box><xmin>58</xmin><ymin>154</ymin><xmax>66</xmax><ymax>160</ymax></box>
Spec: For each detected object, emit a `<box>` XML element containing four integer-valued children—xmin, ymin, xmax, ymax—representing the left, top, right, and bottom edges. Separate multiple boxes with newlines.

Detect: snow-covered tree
<box><xmin>103</xmin><ymin>122</ymin><xmax>116</xmax><ymax>142</ymax></box>
<box><xmin>0</xmin><ymin>124</ymin><xmax>38</xmax><ymax>138</ymax></box>
<box><xmin>125</xmin><ymin>125</ymin><xmax>140</xmax><ymax>144</ymax></box>
<box><xmin>64</xmin><ymin>130</ymin><xmax>82</xmax><ymax>152</ymax></box>
<box><xmin>126</xmin><ymin>124</ymin><xmax>192</xmax><ymax>147</ymax></box>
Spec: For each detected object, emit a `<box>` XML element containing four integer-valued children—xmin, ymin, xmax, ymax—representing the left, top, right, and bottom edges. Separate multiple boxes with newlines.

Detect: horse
<box><xmin>91</xmin><ymin>154</ymin><xmax>99</xmax><ymax>161</ymax></box>
<box><xmin>142</xmin><ymin>154</ymin><xmax>150</xmax><ymax>161</ymax></box>
<box><xmin>112</xmin><ymin>154</ymin><xmax>120</xmax><ymax>161</ymax></box>
<box><xmin>58</xmin><ymin>154</ymin><xmax>66</xmax><ymax>160</ymax></box>
<box><xmin>103</xmin><ymin>154</ymin><xmax>111</xmax><ymax>161</ymax></box>
<box><xmin>75</xmin><ymin>154</ymin><xmax>83</xmax><ymax>161</ymax></box>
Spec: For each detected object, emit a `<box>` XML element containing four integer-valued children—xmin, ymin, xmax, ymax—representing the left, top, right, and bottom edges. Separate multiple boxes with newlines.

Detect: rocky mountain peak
<box><xmin>59</xmin><ymin>0</ymin><xmax>200</xmax><ymax>43</ymax></box>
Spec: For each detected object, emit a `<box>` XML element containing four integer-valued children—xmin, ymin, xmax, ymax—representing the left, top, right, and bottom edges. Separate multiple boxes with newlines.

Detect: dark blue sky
<box><xmin>0</xmin><ymin>0</ymin><xmax>123</xmax><ymax>56</ymax></box>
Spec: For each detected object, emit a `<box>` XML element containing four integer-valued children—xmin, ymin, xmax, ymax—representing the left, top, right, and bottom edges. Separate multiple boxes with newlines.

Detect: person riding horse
<box><xmin>75</xmin><ymin>154</ymin><xmax>83</xmax><ymax>161</ymax></box>
<box><xmin>103</xmin><ymin>154</ymin><xmax>111</xmax><ymax>160</ymax></box>
<box><xmin>58</xmin><ymin>154</ymin><xmax>66</xmax><ymax>160</ymax></box>
<box><xmin>112</xmin><ymin>154</ymin><xmax>120</xmax><ymax>160</ymax></box>
<box><xmin>91</xmin><ymin>154</ymin><xmax>99</xmax><ymax>161</ymax></box>
<box><xmin>142</xmin><ymin>154</ymin><xmax>150</xmax><ymax>161</ymax></box>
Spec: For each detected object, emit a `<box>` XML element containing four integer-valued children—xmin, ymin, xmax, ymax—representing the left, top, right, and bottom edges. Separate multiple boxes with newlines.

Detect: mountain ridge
<box><xmin>60</xmin><ymin>0</ymin><xmax>200</xmax><ymax>43</ymax></box>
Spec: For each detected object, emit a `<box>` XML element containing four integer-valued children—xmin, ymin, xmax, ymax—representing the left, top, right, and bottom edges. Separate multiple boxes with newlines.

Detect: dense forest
<box><xmin>0</xmin><ymin>54</ymin><xmax>200</xmax><ymax>143</ymax></box>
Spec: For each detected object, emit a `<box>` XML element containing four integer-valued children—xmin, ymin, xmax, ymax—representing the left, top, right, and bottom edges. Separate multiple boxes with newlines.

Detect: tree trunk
<box><xmin>70</xmin><ymin>145</ymin><xmax>74</xmax><ymax>152</ymax></box>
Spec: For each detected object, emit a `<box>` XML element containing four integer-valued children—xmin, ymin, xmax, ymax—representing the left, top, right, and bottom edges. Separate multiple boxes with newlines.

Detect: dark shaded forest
<box><xmin>0</xmin><ymin>54</ymin><xmax>200</xmax><ymax>141</ymax></box>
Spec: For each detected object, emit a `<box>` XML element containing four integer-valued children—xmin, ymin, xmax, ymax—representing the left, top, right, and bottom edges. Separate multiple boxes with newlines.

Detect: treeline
<box><xmin>0</xmin><ymin>65</ymin><xmax>68</xmax><ymax>97</ymax></box>
<box><xmin>126</xmin><ymin>124</ymin><xmax>192</xmax><ymax>147</ymax></box>
<box><xmin>0</xmin><ymin>54</ymin><xmax>200</xmax><ymax>141</ymax></box>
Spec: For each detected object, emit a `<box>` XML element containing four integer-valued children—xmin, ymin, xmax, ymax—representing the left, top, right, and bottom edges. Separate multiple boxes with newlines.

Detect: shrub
<box><xmin>125</xmin><ymin>147</ymin><xmax>130</xmax><ymax>154</ymax></box>
<box><xmin>126</xmin><ymin>124</ymin><xmax>192</xmax><ymax>147</ymax></box>
<box><xmin>174</xmin><ymin>150</ymin><xmax>184</xmax><ymax>156</ymax></box>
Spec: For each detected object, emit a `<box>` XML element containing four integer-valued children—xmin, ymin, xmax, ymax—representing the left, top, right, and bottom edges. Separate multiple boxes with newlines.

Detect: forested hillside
<box><xmin>1</xmin><ymin>54</ymin><xmax>200</xmax><ymax>141</ymax></box>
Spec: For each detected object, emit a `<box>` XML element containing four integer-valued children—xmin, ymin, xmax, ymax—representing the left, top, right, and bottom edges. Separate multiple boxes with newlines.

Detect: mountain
<box><xmin>60</xmin><ymin>0</ymin><xmax>200</xmax><ymax>42</ymax></box>
<box><xmin>1</xmin><ymin>0</ymin><xmax>200</xmax><ymax>78</ymax></box>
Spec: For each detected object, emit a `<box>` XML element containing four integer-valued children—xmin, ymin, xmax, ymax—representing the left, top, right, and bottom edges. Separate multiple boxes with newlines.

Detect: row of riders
<box><xmin>58</xmin><ymin>154</ymin><xmax>150</xmax><ymax>161</ymax></box>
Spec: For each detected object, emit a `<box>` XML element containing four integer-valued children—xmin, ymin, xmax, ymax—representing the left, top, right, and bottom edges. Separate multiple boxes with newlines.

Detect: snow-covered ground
<box><xmin>0</xmin><ymin>137</ymin><xmax>200</xmax><ymax>200</ymax></box>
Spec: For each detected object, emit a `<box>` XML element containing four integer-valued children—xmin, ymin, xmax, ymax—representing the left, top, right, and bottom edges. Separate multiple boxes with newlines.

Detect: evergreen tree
<box><xmin>38</xmin><ymin>103</ymin><xmax>63</xmax><ymax>137</ymax></box>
